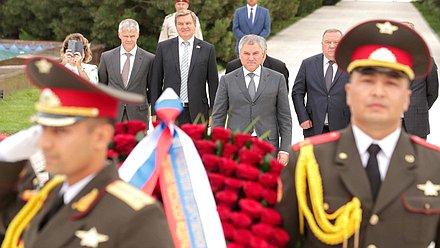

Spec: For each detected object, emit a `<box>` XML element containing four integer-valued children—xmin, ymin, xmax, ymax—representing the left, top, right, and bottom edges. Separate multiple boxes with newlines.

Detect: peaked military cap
<box><xmin>335</xmin><ymin>19</ymin><xmax>431</xmax><ymax>80</ymax></box>
<box><xmin>25</xmin><ymin>57</ymin><xmax>144</xmax><ymax>127</ymax></box>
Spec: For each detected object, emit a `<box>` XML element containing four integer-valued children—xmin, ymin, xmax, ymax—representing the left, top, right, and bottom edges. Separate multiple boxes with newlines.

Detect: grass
<box><xmin>0</xmin><ymin>88</ymin><xmax>39</xmax><ymax>134</ymax></box>
<box><xmin>413</xmin><ymin>2</ymin><xmax>440</xmax><ymax>38</ymax></box>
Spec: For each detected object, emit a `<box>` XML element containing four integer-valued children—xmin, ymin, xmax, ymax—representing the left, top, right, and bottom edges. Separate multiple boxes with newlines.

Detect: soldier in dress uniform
<box><xmin>158</xmin><ymin>0</ymin><xmax>203</xmax><ymax>43</ymax></box>
<box><xmin>276</xmin><ymin>20</ymin><xmax>440</xmax><ymax>248</ymax></box>
<box><xmin>0</xmin><ymin>57</ymin><xmax>173</xmax><ymax>248</ymax></box>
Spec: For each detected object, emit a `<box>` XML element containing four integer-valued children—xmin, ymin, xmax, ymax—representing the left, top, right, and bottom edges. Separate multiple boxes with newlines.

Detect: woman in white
<box><xmin>60</xmin><ymin>33</ymin><xmax>99</xmax><ymax>84</ymax></box>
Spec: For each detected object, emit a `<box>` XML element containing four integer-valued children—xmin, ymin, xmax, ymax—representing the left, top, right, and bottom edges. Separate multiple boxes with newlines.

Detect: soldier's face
<box><xmin>346</xmin><ymin>68</ymin><xmax>411</xmax><ymax>132</ymax></box>
<box><xmin>118</xmin><ymin>28</ymin><xmax>139</xmax><ymax>52</ymax></box>
<box><xmin>175</xmin><ymin>2</ymin><xmax>189</xmax><ymax>11</ymax></box>
<box><xmin>176</xmin><ymin>14</ymin><xmax>195</xmax><ymax>41</ymax></box>
<box><xmin>322</xmin><ymin>31</ymin><xmax>342</xmax><ymax>61</ymax></box>
<box><xmin>239</xmin><ymin>43</ymin><xmax>266</xmax><ymax>72</ymax></box>
<box><xmin>39</xmin><ymin>119</ymin><xmax>113</xmax><ymax>184</ymax></box>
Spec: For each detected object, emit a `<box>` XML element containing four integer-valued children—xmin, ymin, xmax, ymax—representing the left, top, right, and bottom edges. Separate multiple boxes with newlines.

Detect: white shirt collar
<box><xmin>352</xmin><ymin>125</ymin><xmax>401</xmax><ymax>161</ymax></box>
<box><xmin>120</xmin><ymin>45</ymin><xmax>137</xmax><ymax>57</ymax></box>
<box><xmin>242</xmin><ymin>65</ymin><xmax>262</xmax><ymax>78</ymax></box>
<box><xmin>59</xmin><ymin>173</ymin><xmax>96</xmax><ymax>204</ymax></box>
<box><xmin>178</xmin><ymin>36</ymin><xmax>195</xmax><ymax>46</ymax></box>
<box><xmin>323</xmin><ymin>56</ymin><xmax>336</xmax><ymax>67</ymax></box>
<box><xmin>247</xmin><ymin>4</ymin><xmax>258</xmax><ymax>9</ymax></box>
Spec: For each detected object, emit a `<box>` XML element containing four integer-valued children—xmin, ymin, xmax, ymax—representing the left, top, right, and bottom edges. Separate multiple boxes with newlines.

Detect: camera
<box><xmin>67</xmin><ymin>40</ymin><xmax>84</xmax><ymax>56</ymax></box>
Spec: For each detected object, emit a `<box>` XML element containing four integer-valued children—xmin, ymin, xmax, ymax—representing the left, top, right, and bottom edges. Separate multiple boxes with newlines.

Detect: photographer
<box><xmin>60</xmin><ymin>33</ymin><xmax>98</xmax><ymax>84</ymax></box>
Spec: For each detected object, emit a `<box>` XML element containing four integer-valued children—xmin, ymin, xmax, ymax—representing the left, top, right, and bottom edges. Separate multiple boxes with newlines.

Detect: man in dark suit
<box><xmin>401</xmin><ymin>22</ymin><xmax>439</xmax><ymax>139</ymax></box>
<box><xmin>98</xmin><ymin>18</ymin><xmax>154</xmax><ymax>125</ymax></box>
<box><xmin>277</xmin><ymin>20</ymin><xmax>440</xmax><ymax>248</ymax></box>
<box><xmin>225</xmin><ymin>53</ymin><xmax>289</xmax><ymax>91</ymax></box>
<box><xmin>212</xmin><ymin>35</ymin><xmax>291</xmax><ymax>165</ymax></box>
<box><xmin>0</xmin><ymin>58</ymin><xmax>173</xmax><ymax>247</ymax></box>
<box><xmin>233</xmin><ymin>0</ymin><xmax>271</xmax><ymax>53</ymax></box>
<box><xmin>292</xmin><ymin>28</ymin><xmax>350</xmax><ymax>138</ymax></box>
<box><xmin>151</xmin><ymin>10</ymin><xmax>219</xmax><ymax>124</ymax></box>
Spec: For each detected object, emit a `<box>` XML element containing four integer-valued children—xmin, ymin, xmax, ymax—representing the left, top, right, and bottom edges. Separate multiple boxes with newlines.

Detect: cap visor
<box><xmin>31</xmin><ymin>113</ymin><xmax>85</xmax><ymax>127</ymax></box>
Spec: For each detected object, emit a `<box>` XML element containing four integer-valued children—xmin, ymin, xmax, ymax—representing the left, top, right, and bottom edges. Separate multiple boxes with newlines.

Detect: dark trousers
<box><xmin>176</xmin><ymin>107</ymin><xmax>192</xmax><ymax>125</ymax></box>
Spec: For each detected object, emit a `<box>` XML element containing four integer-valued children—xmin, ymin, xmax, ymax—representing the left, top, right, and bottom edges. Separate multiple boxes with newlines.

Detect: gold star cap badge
<box><xmin>35</xmin><ymin>59</ymin><xmax>52</xmax><ymax>74</ymax></box>
<box><xmin>416</xmin><ymin>180</ymin><xmax>440</xmax><ymax>196</ymax></box>
<box><xmin>75</xmin><ymin>227</ymin><xmax>109</xmax><ymax>248</ymax></box>
<box><xmin>376</xmin><ymin>21</ymin><xmax>399</xmax><ymax>35</ymax></box>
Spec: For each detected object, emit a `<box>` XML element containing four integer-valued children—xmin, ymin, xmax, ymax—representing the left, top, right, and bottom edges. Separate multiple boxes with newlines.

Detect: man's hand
<box><xmin>277</xmin><ymin>152</ymin><xmax>289</xmax><ymax>166</ymax></box>
<box><xmin>300</xmin><ymin>120</ymin><xmax>313</xmax><ymax>129</ymax></box>
<box><xmin>0</xmin><ymin>125</ymin><xmax>42</xmax><ymax>162</ymax></box>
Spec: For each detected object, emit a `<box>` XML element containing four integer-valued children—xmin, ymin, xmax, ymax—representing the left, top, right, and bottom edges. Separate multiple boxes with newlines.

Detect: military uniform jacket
<box><xmin>1</xmin><ymin>162</ymin><xmax>174</xmax><ymax>248</ymax></box>
<box><xmin>277</xmin><ymin>126</ymin><xmax>440</xmax><ymax>248</ymax></box>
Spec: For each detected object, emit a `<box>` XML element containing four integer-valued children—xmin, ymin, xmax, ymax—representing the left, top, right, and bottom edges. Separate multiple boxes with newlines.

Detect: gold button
<box><xmin>425</xmin><ymin>203</ymin><xmax>431</xmax><ymax>210</ymax></box>
<box><xmin>338</xmin><ymin>152</ymin><xmax>348</xmax><ymax>160</ymax></box>
<box><xmin>405</xmin><ymin>154</ymin><xmax>415</xmax><ymax>163</ymax></box>
<box><xmin>369</xmin><ymin>214</ymin><xmax>379</xmax><ymax>225</ymax></box>
<box><xmin>323</xmin><ymin>202</ymin><xmax>329</xmax><ymax>211</ymax></box>
<box><xmin>367</xmin><ymin>245</ymin><xmax>377</xmax><ymax>248</ymax></box>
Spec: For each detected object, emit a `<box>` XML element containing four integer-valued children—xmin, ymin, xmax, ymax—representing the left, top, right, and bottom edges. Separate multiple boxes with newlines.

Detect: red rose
<box><xmin>194</xmin><ymin>140</ymin><xmax>216</xmax><ymax>157</ymax></box>
<box><xmin>233</xmin><ymin>228</ymin><xmax>254</xmax><ymax>244</ymax></box>
<box><xmin>236</xmin><ymin>163</ymin><xmax>260</xmax><ymax>181</ymax></box>
<box><xmin>243</xmin><ymin>181</ymin><xmax>264</xmax><ymax>200</ymax></box>
<box><xmin>113</xmin><ymin>134</ymin><xmax>137</xmax><ymax>155</ymax></box>
<box><xmin>250</xmin><ymin>236</ymin><xmax>271</xmax><ymax>248</ymax></box>
<box><xmin>230</xmin><ymin>212</ymin><xmax>252</xmax><ymax>228</ymax></box>
<box><xmin>227</xmin><ymin>242</ymin><xmax>244</xmax><ymax>248</ymax></box>
<box><xmin>217</xmin><ymin>205</ymin><xmax>232</xmax><ymax>222</ymax></box>
<box><xmin>115</xmin><ymin>122</ymin><xmax>125</xmax><ymax>134</ymax></box>
<box><xmin>107</xmin><ymin>149</ymin><xmax>119</xmax><ymax>159</ymax></box>
<box><xmin>239</xmin><ymin>198</ymin><xmax>264</xmax><ymax>219</ymax></box>
<box><xmin>152</xmin><ymin>120</ymin><xmax>161</xmax><ymax>128</ymax></box>
<box><xmin>271</xmin><ymin>227</ymin><xmax>290</xmax><ymax>247</ymax></box>
<box><xmin>259</xmin><ymin>173</ymin><xmax>278</xmax><ymax>189</ymax></box>
<box><xmin>180</xmin><ymin>123</ymin><xmax>206</xmax><ymax>140</ymax></box>
<box><xmin>207</xmin><ymin>173</ymin><xmax>225</xmax><ymax>192</ymax></box>
<box><xmin>215</xmin><ymin>190</ymin><xmax>238</xmax><ymax>207</ymax></box>
<box><xmin>222</xmin><ymin>143</ymin><xmax>239</xmax><ymax>158</ymax></box>
<box><xmin>270</xmin><ymin>159</ymin><xmax>285</xmax><ymax>175</ymax></box>
<box><xmin>125</xmin><ymin>120</ymin><xmax>147</xmax><ymax>135</ymax></box>
<box><xmin>239</xmin><ymin>148</ymin><xmax>263</xmax><ymax>166</ymax></box>
<box><xmin>260</xmin><ymin>208</ymin><xmax>282</xmax><ymax>226</ymax></box>
<box><xmin>212</xmin><ymin>127</ymin><xmax>231</xmax><ymax>143</ymax></box>
<box><xmin>234</xmin><ymin>133</ymin><xmax>253</xmax><ymax>148</ymax></box>
<box><xmin>222</xmin><ymin>221</ymin><xmax>236</xmax><ymax>240</ymax></box>
<box><xmin>262</xmin><ymin>188</ymin><xmax>278</xmax><ymax>206</ymax></box>
<box><xmin>252</xmin><ymin>138</ymin><xmax>276</xmax><ymax>155</ymax></box>
<box><xmin>224</xmin><ymin>177</ymin><xmax>243</xmax><ymax>191</ymax></box>
<box><xmin>218</xmin><ymin>158</ymin><xmax>238</xmax><ymax>176</ymax></box>
<box><xmin>251</xmin><ymin>223</ymin><xmax>275</xmax><ymax>240</ymax></box>
<box><xmin>202</xmin><ymin>154</ymin><xmax>220</xmax><ymax>172</ymax></box>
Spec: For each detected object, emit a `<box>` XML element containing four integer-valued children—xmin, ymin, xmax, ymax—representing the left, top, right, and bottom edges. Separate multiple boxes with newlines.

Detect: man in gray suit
<box><xmin>212</xmin><ymin>35</ymin><xmax>291</xmax><ymax>165</ymax></box>
<box><xmin>292</xmin><ymin>29</ymin><xmax>350</xmax><ymax>138</ymax></box>
<box><xmin>98</xmin><ymin>18</ymin><xmax>154</xmax><ymax>125</ymax></box>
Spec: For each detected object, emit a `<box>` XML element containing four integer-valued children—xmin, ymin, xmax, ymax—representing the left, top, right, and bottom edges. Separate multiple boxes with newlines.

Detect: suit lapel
<box><xmin>127</xmin><ymin>49</ymin><xmax>143</xmax><ymax>88</ymax></box>
<box><xmin>335</xmin><ymin>127</ymin><xmax>374</xmax><ymax>212</ymax></box>
<box><xmin>254</xmin><ymin>66</ymin><xmax>268</xmax><ymax>102</ymax></box>
<box><xmin>113</xmin><ymin>47</ymin><xmax>124</xmax><ymax>86</ymax></box>
<box><xmin>236</xmin><ymin>68</ymin><xmax>252</xmax><ymax>102</ymax></box>
<box><xmin>329</xmin><ymin>68</ymin><xmax>343</xmax><ymax>90</ymax></box>
<box><xmin>373</xmin><ymin>132</ymin><xmax>416</xmax><ymax>213</ymax></box>
<box><xmin>253</xmin><ymin>6</ymin><xmax>260</xmax><ymax>31</ymax></box>
<box><xmin>171</xmin><ymin>38</ymin><xmax>181</xmax><ymax>76</ymax></box>
<box><xmin>188</xmin><ymin>38</ymin><xmax>201</xmax><ymax>78</ymax></box>
<box><xmin>316</xmin><ymin>54</ymin><xmax>326</xmax><ymax>92</ymax></box>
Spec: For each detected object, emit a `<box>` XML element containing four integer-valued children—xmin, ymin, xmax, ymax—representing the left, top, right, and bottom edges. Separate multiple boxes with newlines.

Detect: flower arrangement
<box><xmin>180</xmin><ymin>124</ymin><xmax>289</xmax><ymax>248</ymax></box>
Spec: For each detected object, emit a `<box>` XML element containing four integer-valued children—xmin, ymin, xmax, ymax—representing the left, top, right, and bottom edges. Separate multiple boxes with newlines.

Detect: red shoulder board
<box><xmin>292</xmin><ymin>131</ymin><xmax>340</xmax><ymax>151</ymax></box>
<box><xmin>411</xmin><ymin>135</ymin><xmax>440</xmax><ymax>152</ymax></box>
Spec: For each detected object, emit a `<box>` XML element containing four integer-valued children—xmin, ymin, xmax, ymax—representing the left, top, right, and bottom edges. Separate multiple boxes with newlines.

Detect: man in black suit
<box><xmin>401</xmin><ymin>22</ymin><xmax>439</xmax><ymax>139</ymax></box>
<box><xmin>98</xmin><ymin>18</ymin><xmax>155</xmax><ymax>125</ymax></box>
<box><xmin>225</xmin><ymin>50</ymin><xmax>289</xmax><ymax>91</ymax></box>
<box><xmin>151</xmin><ymin>10</ymin><xmax>219</xmax><ymax>124</ymax></box>
<box><xmin>292</xmin><ymin>28</ymin><xmax>350</xmax><ymax>138</ymax></box>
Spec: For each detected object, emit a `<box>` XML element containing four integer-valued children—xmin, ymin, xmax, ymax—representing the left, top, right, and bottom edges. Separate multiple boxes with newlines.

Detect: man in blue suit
<box><xmin>233</xmin><ymin>0</ymin><xmax>271</xmax><ymax>54</ymax></box>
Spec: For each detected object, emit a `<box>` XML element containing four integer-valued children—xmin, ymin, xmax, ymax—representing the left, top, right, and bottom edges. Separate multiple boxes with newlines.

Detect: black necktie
<box><xmin>366</xmin><ymin>144</ymin><xmax>381</xmax><ymax>201</ymax></box>
<box><xmin>324</xmin><ymin>60</ymin><xmax>334</xmax><ymax>90</ymax></box>
<box><xmin>38</xmin><ymin>193</ymin><xmax>64</xmax><ymax>231</ymax></box>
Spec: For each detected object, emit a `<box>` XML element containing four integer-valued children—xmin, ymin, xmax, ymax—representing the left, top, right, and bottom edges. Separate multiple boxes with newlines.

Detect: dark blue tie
<box><xmin>249</xmin><ymin>8</ymin><xmax>254</xmax><ymax>31</ymax></box>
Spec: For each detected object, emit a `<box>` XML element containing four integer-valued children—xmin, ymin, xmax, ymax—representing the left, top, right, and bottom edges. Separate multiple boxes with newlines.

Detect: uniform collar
<box><xmin>352</xmin><ymin>124</ymin><xmax>401</xmax><ymax>160</ymax></box>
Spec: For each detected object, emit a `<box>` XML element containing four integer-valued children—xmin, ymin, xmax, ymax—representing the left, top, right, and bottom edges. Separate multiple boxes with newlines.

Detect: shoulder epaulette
<box><xmin>411</xmin><ymin>135</ymin><xmax>440</xmax><ymax>152</ymax></box>
<box><xmin>292</xmin><ymin>132</ymin><xmax>340</xmax><ymax>151</ymax></box>
<box><xmin>106</xmin><ymin>180</ymin><xmax>156</xmax><ymax>211</ymax></box>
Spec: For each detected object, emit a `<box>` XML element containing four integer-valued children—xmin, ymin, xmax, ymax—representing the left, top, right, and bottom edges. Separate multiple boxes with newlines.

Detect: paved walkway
<box><xmin>266</xmin><ymin>0</ymin><xmax>440</xmax><ymax>145</ymax></box>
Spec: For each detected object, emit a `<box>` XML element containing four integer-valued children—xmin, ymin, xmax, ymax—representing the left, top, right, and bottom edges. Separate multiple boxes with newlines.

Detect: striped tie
<box><xmin>180</xmin><ymin>41</ymin><xmax>190</xmax><ymax>103</ymax></box>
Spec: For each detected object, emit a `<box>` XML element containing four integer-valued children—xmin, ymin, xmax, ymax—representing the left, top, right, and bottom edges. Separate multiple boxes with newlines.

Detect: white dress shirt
<box><xmin>178</xmin><ymin>36</ymin><xmax>195</xmax><ymax>67</ymax></box>
<box><xmin>352</xmin><ymin>125</ymin><xmax>401</xmax><ymax>181</ymax></box>
<box><xmin>59</xmin><ymin>173</ymin><xmax>96</xmax><ymax>204</ymax></box>
<box><xmin>242</xmin><ymin>65</ymin><xmax>261</xmax><ymax>90</ymax></box>
<box><xmin>247</xmin><ymin>4</ymin><xmax>258</xmax><ymax>24</ymax></box>
<box><xmin>120</xmin><ymin>45</ymin><xmax>137</xmax><ymax>83</ymax></box>
<box><xmin>323</xmin><ymin>57</ymin><xmax>338</xmax><ymax>125</ymax></box>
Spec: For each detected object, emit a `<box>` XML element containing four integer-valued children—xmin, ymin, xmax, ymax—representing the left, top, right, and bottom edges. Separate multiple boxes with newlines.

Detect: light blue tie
<box><xmin>180</xmin><ymin>41</ymin><xmax>190</xmax><ymax>103</ymax></box>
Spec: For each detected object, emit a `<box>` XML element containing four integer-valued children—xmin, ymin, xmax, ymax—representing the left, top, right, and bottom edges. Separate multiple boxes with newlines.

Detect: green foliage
<box><xmin>414</xmin><ymin>1</ymin><xmax>440</xmax><ymax>38</ymax></box>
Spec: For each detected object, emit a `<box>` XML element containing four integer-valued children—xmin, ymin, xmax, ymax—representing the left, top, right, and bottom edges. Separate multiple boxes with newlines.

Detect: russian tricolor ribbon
<box><xmin>119</xmin><ymin>88</ymin><xmax>225</xmax><ymax>248</ymax></box>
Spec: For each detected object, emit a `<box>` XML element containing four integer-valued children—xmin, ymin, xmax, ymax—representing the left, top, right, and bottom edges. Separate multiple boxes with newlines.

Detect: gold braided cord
<box><xmin>295</xmin><ymin>143</ymin><xmax>362</xmax><ymax>247</ymax></box>
<box><xmin>2</xmin><ymin>176</ymin><xmax>65</xmax><ymax>248</ymax></box>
